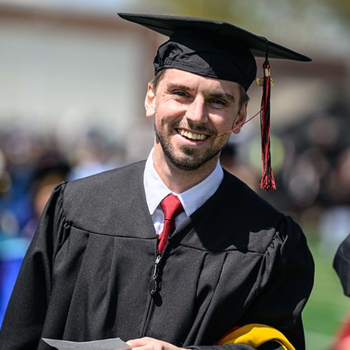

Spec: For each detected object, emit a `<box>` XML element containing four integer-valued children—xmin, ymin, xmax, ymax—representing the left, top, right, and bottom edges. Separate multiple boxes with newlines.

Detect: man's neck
<box><xmin>152</xmin><ymin>152</ymin><xmax>218</xmax><ymax>194</ymax></box>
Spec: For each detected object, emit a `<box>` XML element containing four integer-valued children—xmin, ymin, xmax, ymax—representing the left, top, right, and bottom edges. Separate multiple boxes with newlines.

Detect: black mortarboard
<box><xmin>118</xmin><ymin>13</ymin><xmax>310</xmax><ymax>90</ymax></box>
<box><xmin>118</xmin><ymin>13</ymin><xmax>312</xmax><ymax>190</ymax></box>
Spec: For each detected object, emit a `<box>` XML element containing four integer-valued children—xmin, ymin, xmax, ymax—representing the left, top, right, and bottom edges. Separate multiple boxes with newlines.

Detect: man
<box><xmin>0</xmin><ymin>13</ymin><xmax>314</xmax><ymax>350</ymax></box>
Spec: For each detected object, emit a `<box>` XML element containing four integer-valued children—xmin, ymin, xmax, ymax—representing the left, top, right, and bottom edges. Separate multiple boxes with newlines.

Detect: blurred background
<box><xmin>0</xmin><ymin>0</ymin><xmax>349</xmax><ymax>349</ymax></box>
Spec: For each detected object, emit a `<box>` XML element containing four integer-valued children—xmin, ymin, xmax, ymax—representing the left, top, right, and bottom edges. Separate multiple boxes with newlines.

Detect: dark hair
<box><xmin>150</xmin><ymin>69</ymin><xmax>250</xmax><ymax>111</ymax></box>
<box><xmin>238</xmin><ymin>84</ymin><xmax>250</xmax><ymax>110</ymax></box>
<box><xmin>150</xmin><ymin>70</ymin><xmax>166</xmax><ymax>92</ymax></box>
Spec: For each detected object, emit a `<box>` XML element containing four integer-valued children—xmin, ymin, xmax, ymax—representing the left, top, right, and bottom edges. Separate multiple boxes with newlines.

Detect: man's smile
<box><xmin>177</xmin><ymin>128</ymin><xmax>210</xmax><ymax>141</ymax></box>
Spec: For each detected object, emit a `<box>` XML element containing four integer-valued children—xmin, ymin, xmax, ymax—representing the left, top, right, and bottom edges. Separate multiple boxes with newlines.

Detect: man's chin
<box><xmin>168</xmin><ymin>152</ymin><xmax>217</xmax><ymax>172</ymax></box>
<box><xmin>165</xmin><ymin>152</ymin><xmax>202</xmax><ymax>171</ymax></box>
<box><xmin>170</xmin><ymin>161</ymin><xmax>203</xmax><ymax>172</ymax></box>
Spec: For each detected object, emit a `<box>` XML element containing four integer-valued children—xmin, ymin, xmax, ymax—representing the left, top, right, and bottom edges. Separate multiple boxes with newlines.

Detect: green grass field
<box><xmin>303</xmin><ymin>242</ymin><xmax>350</xmax><ymax>350</ymax></box>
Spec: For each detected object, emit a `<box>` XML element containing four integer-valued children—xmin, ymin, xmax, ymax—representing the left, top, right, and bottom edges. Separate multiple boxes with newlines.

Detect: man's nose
<box><xmin>185</xmin><ymin>96</ymin><xmax>208</xmax><ymax>123</ymax></box>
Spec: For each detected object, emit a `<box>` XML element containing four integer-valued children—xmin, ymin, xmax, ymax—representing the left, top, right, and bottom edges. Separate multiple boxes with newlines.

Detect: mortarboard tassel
<box><xmin>257</xmin><ymin>44</ymin><xmax>276</xmax><ymax>191</ymax></box>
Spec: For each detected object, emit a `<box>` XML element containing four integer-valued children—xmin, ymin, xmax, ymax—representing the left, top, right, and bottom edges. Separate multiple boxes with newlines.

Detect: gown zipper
<box><xmin>141</xmin><ymin>244</ymin><xmax>164</xmax><ymax>336</ymax></box>
<box><xmin>149</xmin><ymin>254</ymin><xmax>162</xmax><ymax>296</ymax></box>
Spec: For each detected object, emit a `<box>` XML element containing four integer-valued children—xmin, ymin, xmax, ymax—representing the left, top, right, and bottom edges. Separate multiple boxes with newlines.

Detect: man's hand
<box><xmin>126</xmin><ymin>337</ymin><xmax>186</xmax><ymax>350</ymax></box>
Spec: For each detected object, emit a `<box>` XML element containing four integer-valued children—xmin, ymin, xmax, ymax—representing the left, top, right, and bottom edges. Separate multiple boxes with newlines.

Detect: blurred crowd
<box><xmin>0</xmin><ymin>121</ymin><xmax>125</xmax><ymax>324</ymax></box>
<box><xmin>269</xmin><ymin>103</ymin><xmax>350</xmax><ymax>255</ymax></box>
<box><xmin>0</xmin><ymin>100</ymin><xmax>350</xmax><ymax>327</ymax></box>
<box><xmin>221</xmin><ymin>101</ymin><xmax>350</xmax><ymax>256</ymax></box>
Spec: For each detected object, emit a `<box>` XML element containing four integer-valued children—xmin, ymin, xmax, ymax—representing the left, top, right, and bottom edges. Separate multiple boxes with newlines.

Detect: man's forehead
<box><xmin>161</xmin><ymin>68</ymin><xmax>241</xmax><ymax>91</ymax></box>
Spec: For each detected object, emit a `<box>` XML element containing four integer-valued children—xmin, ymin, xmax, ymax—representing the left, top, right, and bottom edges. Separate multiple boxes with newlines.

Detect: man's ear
<box><xmin>145</xmin><ymin>83</ymin><xmax>156</xmax><ymax>118</ymax></box>
<box><xmin>232</xmin><ymin>102</ymin><xmax>248</xmax><ymax>134</ymax></box>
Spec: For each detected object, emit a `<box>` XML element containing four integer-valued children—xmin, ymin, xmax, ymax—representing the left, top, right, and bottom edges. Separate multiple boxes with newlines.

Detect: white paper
<box><xmin>42</xmin><ymin>337</ymin><xmax>130</xmax><ymax>350</ymax></box>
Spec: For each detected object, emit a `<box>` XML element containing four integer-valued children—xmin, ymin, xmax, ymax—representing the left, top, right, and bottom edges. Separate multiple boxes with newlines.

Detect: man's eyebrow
<box><xmin>165</xmin><ymin>82</ymin><xmax>235</xmax><ymax>102</ymax></box>
<box><xmin>166</xmin><ymin>82</ymin><xmax>194</xmax><ymax>91</ymax></box>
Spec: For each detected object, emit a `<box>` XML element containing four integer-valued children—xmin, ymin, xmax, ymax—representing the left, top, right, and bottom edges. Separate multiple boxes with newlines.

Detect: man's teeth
<box><xmin>179</xmin><ymin>130</ymin><xmax>207</xmax><ymax>141</ymax></box>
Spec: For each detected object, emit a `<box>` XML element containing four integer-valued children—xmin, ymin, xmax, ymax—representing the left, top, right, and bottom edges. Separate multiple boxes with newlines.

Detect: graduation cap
<box><xmin>118</xmin><ymin>12</ymin><xmax>312</xmax><ymax>190</ymax></box>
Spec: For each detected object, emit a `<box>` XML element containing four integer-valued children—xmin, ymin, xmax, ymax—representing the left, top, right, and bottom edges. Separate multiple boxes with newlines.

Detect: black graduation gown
<box><xmin>334</xmin><ymin>232</ymin><xmax>350</xmax><ymax>296</ymax></box>
<box><xmin>0</xmin><ymin>161</ymin><xmax>314</xmax><ymax>350</ymax></box>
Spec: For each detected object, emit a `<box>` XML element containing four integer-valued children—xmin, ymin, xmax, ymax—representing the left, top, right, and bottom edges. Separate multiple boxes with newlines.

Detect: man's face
<box><xmin>145</xmin><ymin>69</ymin><xmax>247</xmax><ymax>172</ymax></box>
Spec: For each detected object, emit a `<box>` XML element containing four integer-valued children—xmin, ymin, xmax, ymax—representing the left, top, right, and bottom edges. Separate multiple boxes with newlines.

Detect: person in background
<box><xmin>0</xmin><ymin>149</ymin><xmax>70</xmax><ymax>326</ymax></box>
<box><xmin>332</xmin><ymin>233</ymin><xmax>350</xmax><ymax>350</ymax></box>
<box><xmin>0</xmin><ymin>13</ymin><xmax>314</xmax><ymax>350</ymax></box>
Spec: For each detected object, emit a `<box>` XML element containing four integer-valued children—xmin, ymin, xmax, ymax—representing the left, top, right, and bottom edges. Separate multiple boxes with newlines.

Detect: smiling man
<box><xmin>0</xmin><ymin>13</ymin><xmax>314</xmax><ymax>350</ymax></box>
<box><xmin>148</xmin><ymin>68</ymin><xmax>247</xmax><ymax>191</ymax></box>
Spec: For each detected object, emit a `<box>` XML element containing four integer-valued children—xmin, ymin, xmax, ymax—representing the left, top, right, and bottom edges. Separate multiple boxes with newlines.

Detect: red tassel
<box><xmin>258</xmin><ymin>59</ymin><xmax>276</xmax><ymax>191</ymax></box>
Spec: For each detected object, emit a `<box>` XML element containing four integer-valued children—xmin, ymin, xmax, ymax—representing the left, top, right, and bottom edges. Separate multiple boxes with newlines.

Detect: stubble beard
<box><xmin>154</xmin><ymin>121</ymin><xmax>230</xmax><ymax>171</ymax></box>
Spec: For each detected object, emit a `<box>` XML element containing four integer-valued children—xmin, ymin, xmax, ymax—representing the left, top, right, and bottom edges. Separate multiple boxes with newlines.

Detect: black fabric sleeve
<box><xmin>257</xmin><ymin>342</ymin><xmax>284</xmax><ymax>350</ymax></box>
<box><xmin>187</xmin><ymin>217</ymin><xmax>313</xmax><ymax>350</ymax></box>
<box><xmin>0</xmin><ymin>183</ymin><xmax>67</xmax><ymax>350</ymax></box>
<box><xmin>188</xmin><ymin>345</ymin><xmax>256</xmax><ymax>350</ymax></box>
<box><xmin>237</xmin><ymin>218</ymin><xmax>314</xmax><ymax>350</ymax></box>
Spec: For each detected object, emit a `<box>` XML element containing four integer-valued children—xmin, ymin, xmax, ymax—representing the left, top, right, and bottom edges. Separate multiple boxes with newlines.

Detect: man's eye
<box><xmin>172</xmin><ymin>90</ymin><xmax>188</xmax><ymax>97</ymax></box>
<box><xmin>210</xmin><ymin>99</ymin><xmax>227</xmax><ymax>107</ymax></box>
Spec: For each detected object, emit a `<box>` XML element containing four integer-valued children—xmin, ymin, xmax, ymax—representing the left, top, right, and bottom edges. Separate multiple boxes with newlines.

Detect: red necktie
<box><xmin>158</xmin><ymin>194</ymin><xmax>184</xmax><ymax>253</ymax></box>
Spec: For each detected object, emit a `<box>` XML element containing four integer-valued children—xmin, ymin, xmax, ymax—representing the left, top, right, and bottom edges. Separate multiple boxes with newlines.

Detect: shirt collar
<box><xmin>144</xmin><ymin>149</ymin><xmax>224</xmax><ymax>217</ymax></box>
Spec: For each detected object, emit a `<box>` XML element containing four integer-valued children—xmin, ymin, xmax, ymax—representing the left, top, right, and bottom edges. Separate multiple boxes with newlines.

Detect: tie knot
<box><xmin>160</xmin><ymin>194</ymin><xmax>183</xmax><ymax>221</ymax></box>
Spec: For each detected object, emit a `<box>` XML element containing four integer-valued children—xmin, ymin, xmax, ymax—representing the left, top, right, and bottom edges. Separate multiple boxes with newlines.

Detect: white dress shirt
<box><xmin>143</xmin><ymin>149</ymin><xmax>224</xmax><ymax>235</ymax></box>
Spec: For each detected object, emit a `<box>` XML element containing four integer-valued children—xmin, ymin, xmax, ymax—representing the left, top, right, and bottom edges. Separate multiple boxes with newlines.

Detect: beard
<box><xmin>154</xmin><ymin>120</ymin><xmax>230</xmax><ymax>171</ymax></box>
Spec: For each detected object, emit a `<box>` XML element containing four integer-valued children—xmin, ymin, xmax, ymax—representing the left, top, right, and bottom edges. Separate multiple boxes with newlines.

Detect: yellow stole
<box><xmin>218</xmin><ymin>324</ymin><xmax>296</xmax><ymax>350</ymax></box>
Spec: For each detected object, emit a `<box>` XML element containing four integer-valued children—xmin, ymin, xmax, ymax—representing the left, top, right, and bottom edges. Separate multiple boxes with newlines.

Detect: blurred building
<box><xmin>0</xmin><ymin>2</ymin><xmax>158</xmax><ymax>162</ymax></box>
<box><xmin>0</xmin><ymin>1</ymin><xmax>349</xmax><ymax>161</ymax></box>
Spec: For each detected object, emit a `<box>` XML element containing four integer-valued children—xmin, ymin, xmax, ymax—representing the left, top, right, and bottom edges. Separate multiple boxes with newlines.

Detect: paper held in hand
<box><xmin>42</xmin><ymin>337</ymin><xmax>130</xmax><ymax>350</ymax></box>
